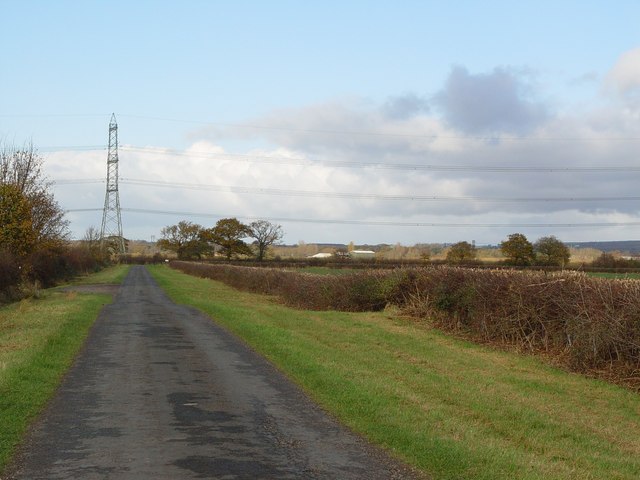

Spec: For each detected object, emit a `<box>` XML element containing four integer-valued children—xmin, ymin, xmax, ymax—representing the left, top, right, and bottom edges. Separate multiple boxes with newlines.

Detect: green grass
<box><xmin>588</xmin><ymin>272</ymin><xmax>640</xmax><ymax>280</ymax></box>
<box><xmin>149</xmin><ymin>264</ymin><xmax>640</xmax><ymax>480</ymax></box>
<box><xmin>293</xmin><ymin>266</ymin><xmax>356</xmax><ymax>275</ymax></box>
<box><xmin>0</xmin><ymin>267</ymin><xmax>125</xmax><ymax>472</ymax></box>
<box><xmin>70</xmin><ymin>263</ymin><xmax>131</xmax><ymax>284</ymax></box>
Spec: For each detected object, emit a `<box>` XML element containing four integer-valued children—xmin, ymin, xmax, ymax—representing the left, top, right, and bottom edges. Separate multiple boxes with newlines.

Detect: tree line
<box><xmin>445</xmin><ymin>233</ymin><xmax>571</xmax><ymax>266</ymax></box>
<box><xmin>157</xmin><ymin>218</ymin><xmax>284</xmax><ymax>261</ymax></box>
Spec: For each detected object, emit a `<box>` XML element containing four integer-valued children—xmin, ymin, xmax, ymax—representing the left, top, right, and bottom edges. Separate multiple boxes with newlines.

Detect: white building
<box><xmin>308</xmin><ymin>252</ymin><xmax>333</xmax><ymax>259</ymax></box>
<box><xmin>349</xmin><ymin>250</ymin><xmax>376</xmax><ymax>259</ymax></box>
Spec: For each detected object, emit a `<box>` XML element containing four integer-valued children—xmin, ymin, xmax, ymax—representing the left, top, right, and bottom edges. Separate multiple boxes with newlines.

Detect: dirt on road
<box><xmin>5</xmin><ymin>265</ymin><xmax>421</xmax><ymax>479</ymax></box>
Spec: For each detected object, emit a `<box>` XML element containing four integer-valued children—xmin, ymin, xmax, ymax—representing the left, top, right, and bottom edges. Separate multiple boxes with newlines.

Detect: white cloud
<box><xmin>604</xmin><ymin>47</ymin><xmax>640</xmax><ymax>104</ymax></box>
<box><xmin>42</xmin><ymin>63</ymin><xmax>640</xmax><ymax>245</ymax></box>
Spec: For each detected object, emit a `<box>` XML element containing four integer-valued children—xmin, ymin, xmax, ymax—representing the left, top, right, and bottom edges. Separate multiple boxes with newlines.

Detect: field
<box><xmin>588</xmin><ymin>272</ymin><xmax>640</xmax><ymax>280</ymax></box>
<box><xmin>0</xmin><ymin>265</ymin><xmax>129</xmax><ymax>472</ymax></box>
<box><xmin>148</xmin><ymin>264</ymin><xmax>640</xmax><ymax>480</ymax></box>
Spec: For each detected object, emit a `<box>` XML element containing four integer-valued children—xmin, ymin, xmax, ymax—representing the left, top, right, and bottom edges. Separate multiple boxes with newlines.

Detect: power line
<box><xmin>54</xmin><ymin>176</ymin><xmax>640</xmax><ymax>203</ymax></box>
<box><xmin>3</xmin><ymin>112</ymin><xmax>640</xmax><ymax>142</ymax></box>
<box><xmin>120</xmin><ymin>145</ymin><xmax>640</xmax><ymax>173</ymax></box>
<box><xmin>0</xmin><ymin>113</ymin><xmax>109</xmax><ymax>118</ymax></box>
<box><xmin>32</xmin><ymin>143</ymin><xmax>640</xmax><ymax>173</ymax></box>
<box><xmin>63</xmin><ymin>207</ymin><xmax>640</xmax><ymax>229</ymax></box>
<box><xmin>117</xmin><ymin>114</ymin><xmax>640</xmax><ymax>142</ymax></box>
<box><xmin>53</xmin><ymin>178</ymin><xmax>104</xmax><ymax>185</ymax></box>
<box><xmin>117</xmin><ymin>177</ymin><xmax>640</xmax><ymax>203</ymax></box>
<box><xmin>40</xmin><ymin>145</ymin><xmax>106</xmax><ymax>152</ymax></box>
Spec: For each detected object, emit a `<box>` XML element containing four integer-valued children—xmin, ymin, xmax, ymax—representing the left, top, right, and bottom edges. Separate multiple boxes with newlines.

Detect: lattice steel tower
<box><xmin>100</xmin><ymin>113</ymin><xmax>126</xmax><ymax>253</ymax></box>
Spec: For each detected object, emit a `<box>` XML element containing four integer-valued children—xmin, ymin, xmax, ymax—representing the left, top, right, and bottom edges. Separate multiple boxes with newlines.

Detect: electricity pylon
<box><xmin>100</xmin><ymin>113</ymin><xmax>126</xmax><ymax>254</ymax></box>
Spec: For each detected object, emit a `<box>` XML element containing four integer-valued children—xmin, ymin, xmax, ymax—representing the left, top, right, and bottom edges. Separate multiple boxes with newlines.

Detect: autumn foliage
<box><xmin>0</xmin><ymin>144</ymin><xmax>106</xmax><ymax>300</ymax></box>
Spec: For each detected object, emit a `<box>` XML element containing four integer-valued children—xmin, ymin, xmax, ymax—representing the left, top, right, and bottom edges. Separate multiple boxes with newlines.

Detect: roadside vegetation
<box><xmin>170</xmin><ymin>261</ymin><xmax>640</xmax><ymax>390</ymax></box>
<box><xmin>149</xmin><ymin>265</ymin><xmax>640</xmax><ymax>480</ymax></box>
<box><xmin>0</xmin><ymin>144</ymin><xmax>111</xmax><ymax>303</ymax></box>
<box><xmin>70</xmin><ymin>263</ymin><xmax>131</xmax><ymax>285</ymax></box>
<box><xmin>0</xmin><ymin>265</ymin><xmax>128</xmax><ymax>473</ymax></box>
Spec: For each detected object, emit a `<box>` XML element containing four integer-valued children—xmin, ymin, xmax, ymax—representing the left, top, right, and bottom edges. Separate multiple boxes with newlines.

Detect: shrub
<box><xmin>591</xmin><ymin>252</ymin><xmax>640</xmax><ymax>269</ymax></box>
<box><xmin>0</xmin><ymin>250</ymin><xmax>21</xmax><ymax>300</ymax></box>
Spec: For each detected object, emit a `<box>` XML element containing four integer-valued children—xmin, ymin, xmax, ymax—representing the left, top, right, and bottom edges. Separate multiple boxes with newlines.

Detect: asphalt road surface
<box><xmin>6</xmin><ymin>266</ymin><xmax>419</xmax><ymax>479</ymax></box>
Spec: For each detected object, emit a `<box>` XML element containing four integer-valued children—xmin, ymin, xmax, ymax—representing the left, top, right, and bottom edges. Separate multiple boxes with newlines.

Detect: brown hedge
<box><xmin>170</xmin><ymin>261</ymin><xmax>640</xmax><ymax>388</ymax></box>
<box><xmin>170</xmin><ymin>261</ymin><xmax>398</xmax><ymax>312</ymax></box>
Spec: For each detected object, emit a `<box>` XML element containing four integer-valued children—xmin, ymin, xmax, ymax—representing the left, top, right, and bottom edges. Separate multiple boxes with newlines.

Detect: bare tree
<box><xmin>249</xmin><ymin>220</ymin><xmax>284</xmax><ymax>261</ymax></box>
<box><xmin>0</xmin><ymin>143</ymin><xmax>68</xmax><ymax>249</ymax></box>
<box><xmin>0</xmin><ymin>142</ymin><xmax>45</xmax><ymax>194</ymax></box>
<box><xmin>82</xmin><ymin>226</ymin><xmax>102</xmax><ymax>254</ymax></box>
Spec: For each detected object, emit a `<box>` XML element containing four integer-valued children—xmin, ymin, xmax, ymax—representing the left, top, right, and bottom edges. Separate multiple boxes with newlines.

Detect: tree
<box><xmin>80</xmin><ymin>226</ymin><xmax>108</xmax><ymax>264</ymax></box>
<box><xmin>534</xmin><ymin>236</ymin><xmax>570</xmax><ymax>266</ymax></box>
<box><xmin>249</xmin><ymin>220</ymin><xmax>283</xmax><ymax>261</ymax></box>
<box><xmin>82</xmin><ymin>226</ymin><xmax>102</xmax><ymax>254</ymax></box>
<box><xmin>0</xmin><ymin>183</ymin><xmax>36</xmax><ymax>257</ymax></box>
<box><xmin>446</xmin><ymin>241</ymin><xmax>477</xmax><ymax>264</ymax></box>
<box><xmin>0</xmin><ymin>143</ymin><xmax>68</xmax><ymax>250</ymax></box>
<box><xmin>211</xmin><ymin>218</ymin><xmax>252</xmax><ymax>260</ymax></box>
<box><xmin>157</xmin><ymin>221</ymin><xmax>212</xmax><ymax>259</ymax></box>
<box><xmin>500</xmin><ymin>233</ymin><xmax>535</xmax><ymax>266</ymax></box>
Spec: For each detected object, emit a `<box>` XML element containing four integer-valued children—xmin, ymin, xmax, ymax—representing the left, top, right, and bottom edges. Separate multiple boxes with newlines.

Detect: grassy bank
<box><xmin>70</xmin><ymin>263</ymin><xmax>131</xmax><ymax>284</ymax></box>
<box><xmin>0</xmin><ymin>265</ymin><xmax>129</xmax><ymax>472</ymax></box>
<box><xmin>149</xmin><ymin>264</ymin><xmax>640</xmax><ymax>480</ymax></box>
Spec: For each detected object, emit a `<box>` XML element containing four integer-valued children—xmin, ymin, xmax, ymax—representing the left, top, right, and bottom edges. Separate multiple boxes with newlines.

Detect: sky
<box><xmin>1</xmin><ymin>1</ymin><xmax>640</xmax><ymax>246</ymax></box>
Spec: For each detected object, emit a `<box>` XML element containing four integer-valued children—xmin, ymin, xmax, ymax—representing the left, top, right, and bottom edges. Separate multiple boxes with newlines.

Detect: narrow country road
<box><xmin>6</xmin><ymin>266</ymin><xmax>418</xmax><ymax>479</ymax></box>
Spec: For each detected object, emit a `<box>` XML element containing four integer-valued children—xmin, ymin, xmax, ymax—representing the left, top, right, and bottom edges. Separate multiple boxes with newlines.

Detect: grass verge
<box><xmin>294</xmin><ymin>266</ymin><xmax>358</xmax><ymax>275</ymax></box>
<box><xmin>0</xmin><ymin>266</ymin><xmax>127</xmax><ymax>472</ymax></box>
<box><xmin>149</xmin><ymin>264</ymin><xmax>640</xmax><ymax>480</ymax></box>
<box><xmin>70</xmin><ymin>264</ymin><xmax>131</xmax><ymax>285</ymax></box>
<box><xmin>588</xmin><ymin>272</ymin><xmax>640</xmax><ymax>280</ymax></box>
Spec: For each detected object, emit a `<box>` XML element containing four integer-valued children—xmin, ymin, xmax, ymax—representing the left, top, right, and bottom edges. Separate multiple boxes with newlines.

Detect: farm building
<box><xmin>308</xmin><ymin>252</ymin><xmax>333</xmax><ymax>259</ymax></box>
<box><xmin>349</xmin><ymin>250</ymin><xmax>376</xmax><ymax>259</ymax></box>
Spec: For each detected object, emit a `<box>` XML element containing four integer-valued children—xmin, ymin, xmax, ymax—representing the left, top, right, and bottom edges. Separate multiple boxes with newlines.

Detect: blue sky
<box><xmin>2</xmin><ymin>1</ymin><xmax>640</xmax><ymax>245</ymax></box>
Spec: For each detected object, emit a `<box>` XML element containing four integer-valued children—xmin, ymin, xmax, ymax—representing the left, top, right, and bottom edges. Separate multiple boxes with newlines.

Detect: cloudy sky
<box><xmin>2</xmin><ymin>1</ymin><xmax>640</xmax><ymax>245</ymax></box>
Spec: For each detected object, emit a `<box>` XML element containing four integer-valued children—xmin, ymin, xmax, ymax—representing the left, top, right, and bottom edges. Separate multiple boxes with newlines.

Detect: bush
<box><xmin>25</xmin><ymin>246</ymin><xmax>108</xmax><ymax>289</ymax></box>
<box><xmin>591</xmin><ymin>252</ymin><xmax>640</xmax><ymax>269</ymax></box>
<box><xmin>0</xmin><ymin>250</ymin><xmax>21</xmax><ymax>301</ymax></box>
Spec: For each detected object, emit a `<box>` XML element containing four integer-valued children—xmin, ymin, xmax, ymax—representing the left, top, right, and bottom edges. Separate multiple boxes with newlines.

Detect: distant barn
<box><xmin>349</xmin><ymin>250</ymin><xmax>375</xmax><ymax>259</ymax></box>
<box><xmin>308</xmin><ymin>252</ymin><xmax>333</xmax><ymax>259</ymax></box>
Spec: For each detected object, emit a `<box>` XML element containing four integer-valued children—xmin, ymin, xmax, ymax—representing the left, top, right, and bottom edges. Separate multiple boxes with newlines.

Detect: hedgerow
<box><xmin>393</xmin><ymin>268</ymin><xmax>640</xmax><ymax>372</ymax></box>
<box><xmin>0</xmin><ymin>246</ymin><xmax>108</xmax><ymax>303</ymax></box>
<box><xmin>170</xmin><ymin>261</ymin><xmax>398</xmax><ymax>311</ymax></box>
<box><xmin>170</xmin><ymin>261</ymin><xmax>640</xmax><ymax>389</ymax></box>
